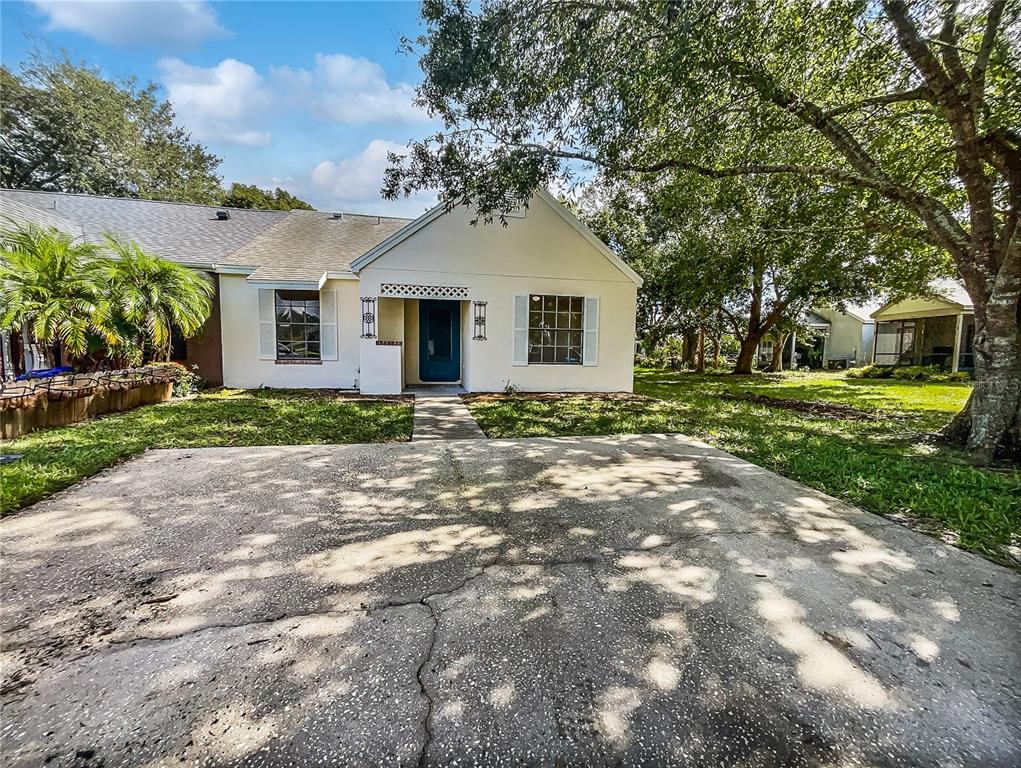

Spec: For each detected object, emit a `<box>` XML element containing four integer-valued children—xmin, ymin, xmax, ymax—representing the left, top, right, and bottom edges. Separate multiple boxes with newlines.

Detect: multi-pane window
<box><xmin>528</xmin><ymin>294</ymin><xmax>583</xmax><ymax>364</ymax></box>
<box><xmin>275</xmin><ymin>290</ymin><xmax>320</xmax><ymax>359</ymax></box>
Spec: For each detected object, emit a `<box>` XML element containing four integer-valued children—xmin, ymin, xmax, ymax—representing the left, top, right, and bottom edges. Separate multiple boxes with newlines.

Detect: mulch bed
<box><xmin>718</xmin><ymin>392</ymin><xmax>908</xmax><ymax>421</ymax></box>
<box><xmin>462</xmin><ymin>391</ymin><xmax>653</xmax><ymax>404</ymax></box>
<box><xmin>209</xmin><ymin>389</ymin><xmax>413</xmax><ymax>404</ymax></box>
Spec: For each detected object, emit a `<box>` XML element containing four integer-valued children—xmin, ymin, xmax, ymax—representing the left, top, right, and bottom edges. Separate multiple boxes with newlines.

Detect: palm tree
<box><xmin>0</xmin><ymin>223</ymin><xmax>111</xmax><ymax>366</ymax></box>
<box><xmin>102</xmin><ymin>236</ymin><xmax>214</xmax><ymax>363</ymax></box>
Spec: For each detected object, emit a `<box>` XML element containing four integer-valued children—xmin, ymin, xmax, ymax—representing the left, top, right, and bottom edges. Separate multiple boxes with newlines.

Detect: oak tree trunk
<box><xmin>945</xmin><ymin>287</ymin><xmax>1021</xmax><ymax>463</ymax></box>
<box><xmin>695</xmin><ymin>329</ymin><xmax>706</xmax><ymax>373</ymax></box>
<box><xmin>733</xmin><ymin>333</ymin><xmax>764</xmax><ymax>375</ymax></box>
<box><xmin>765</xmin><ymin>332</ymin><xmax>789</xmax><ymax>372</ymax></box>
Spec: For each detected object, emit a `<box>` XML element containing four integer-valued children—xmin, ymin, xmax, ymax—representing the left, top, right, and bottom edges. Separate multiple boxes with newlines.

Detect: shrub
<box><xmin>847</xmin><ymin>364</ymin><xmax>893</xmax><ymax>379</ymax></box>
<box><xmin>892</xmin><ymin>365</ymin><xmax>943</xmax><ymax>381</ymax></box>
<box><xmin>848</xmin><ymin>364</ymin><xmax>973</xmax><ymax>383</ymax></box>
<box><xmin>155</xmin><ymin>362</ymin><xmax>202</xmax><ymax>397</ymax></box>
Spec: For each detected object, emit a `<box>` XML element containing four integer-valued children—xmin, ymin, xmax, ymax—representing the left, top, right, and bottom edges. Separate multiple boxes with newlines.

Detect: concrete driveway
<box><xmin>1</xmin><ymin>434</ymin><xmax>1018</xmax><ymax>767</ymax></box>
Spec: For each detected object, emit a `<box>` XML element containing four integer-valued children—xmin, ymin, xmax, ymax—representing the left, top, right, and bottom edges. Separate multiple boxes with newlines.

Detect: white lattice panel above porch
<box><xmin>379</xmin><ymin>283</ymin><xmax>469</xmax><ymax>299</ymax></box>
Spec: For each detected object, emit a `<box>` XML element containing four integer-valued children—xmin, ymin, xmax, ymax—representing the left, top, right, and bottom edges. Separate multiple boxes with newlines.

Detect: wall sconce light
<box><xmin>360</xmin><ymin>297</ymin><xmax>377</xmax><ymax>339</ymax></box>
<box><xmin>472</xmin><ymin>301</ymin><xmax>487</xmax><ymax>341</ymax></box>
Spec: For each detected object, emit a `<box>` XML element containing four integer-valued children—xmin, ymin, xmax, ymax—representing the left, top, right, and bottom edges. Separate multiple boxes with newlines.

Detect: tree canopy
<box><xmin>387</xmin><ymin>0</ymin><xmax>1020</xmax><ymax>461</ymax></box>
<box><xmin>220</xmin><ymin>183</ymin><xmax>314</xmax><ymax>211</ymax></box>
<box><xmin>1</xmin><ymin>54</ymin><xmax>223</xmax><ymax>203</ymax></box>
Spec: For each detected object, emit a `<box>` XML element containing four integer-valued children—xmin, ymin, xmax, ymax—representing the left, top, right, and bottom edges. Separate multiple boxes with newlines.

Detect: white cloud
<box><xmin>31</xmin><ymin>0</ymin><xmax>228</xmax><ymax>48</ymax></box>
<box><xmin>309</xmin><ymin>140</ymin><xmax>437</xmax><ymax>217</ymax></box>
<box><xmin>273</xmin><ymin>53</ymin><xmax>428</xmax><ymax>124</ymax></box>
<box><xmin>158</xmin><ymin>57</ymin><xmax>272</xmax><ymax>146</ymax></box>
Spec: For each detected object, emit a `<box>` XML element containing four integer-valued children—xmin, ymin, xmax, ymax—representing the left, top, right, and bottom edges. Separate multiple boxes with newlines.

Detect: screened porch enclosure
<box><xmin>873</xmin><ymin>314</ymin><xmax>975</xmax><ymax>371</ymax></box>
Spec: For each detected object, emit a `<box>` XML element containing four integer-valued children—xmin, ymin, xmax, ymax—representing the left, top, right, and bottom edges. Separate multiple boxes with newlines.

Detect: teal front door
<box><xmin>419</xmin><ymin>300</ymin><xmax>460</xmax><ymax>381</ymax></box>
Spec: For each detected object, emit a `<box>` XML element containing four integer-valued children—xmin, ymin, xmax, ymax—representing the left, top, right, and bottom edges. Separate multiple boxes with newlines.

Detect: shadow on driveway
<box><xmin>1</xmin><ymin>434</ymin><xmax>1018</xmax><ymax>767</ymax></box>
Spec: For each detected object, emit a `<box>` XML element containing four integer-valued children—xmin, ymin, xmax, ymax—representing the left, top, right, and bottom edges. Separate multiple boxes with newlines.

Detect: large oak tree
<box><xmin>1</xmin><ymin>55</ymin><xmax>222</xmax><ymax>203</ymax></box>
<box><xmin>385</xmin><ymin>0</ymin><xmax>1020</xmax><ymax>462</ymax></box>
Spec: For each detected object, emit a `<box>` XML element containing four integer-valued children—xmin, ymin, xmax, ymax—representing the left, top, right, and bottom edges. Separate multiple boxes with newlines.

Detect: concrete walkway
<box><xmin>408</xmin><ymin>386</ymin><xmax>485</xmax><ymax>441</ymax></box>
<box><xmin>1</xmin><ymin>434</ymin><xmax>1018</xmax><ymax>767</ymax></box>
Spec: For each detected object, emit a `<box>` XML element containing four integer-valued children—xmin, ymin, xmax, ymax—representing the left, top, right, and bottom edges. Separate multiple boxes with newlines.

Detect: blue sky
<box><xmin>1</xmin><ymin>1</ymin><xmax>441</xmax><ymax>216</ymax></box>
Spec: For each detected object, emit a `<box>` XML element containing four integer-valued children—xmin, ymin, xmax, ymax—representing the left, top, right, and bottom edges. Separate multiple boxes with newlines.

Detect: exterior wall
<box><xmin>360</xmin><ymin>340</ymin><xmax>403</xmax><ymax>394</ymax></box>
<box><xmin>359</xmin><ymin>199</ymin><xmax>638</xmax><ymax>393</ymax></box>
<box><xmin>219</xmin><ymin>274</ymin><xmax>361</xmax><ymax>388</ymax></box>
<box><xmin>377</xmin><ymin>297</ymin><xmax>404</xmax><ymax>342</ymax></box>
<box><xmin>403</xmin><ymin>299</ymin><xmax>422</xmax><ymax>385</ymax></box>
<box><xmin>182</xmin><ymin>273</ymin><xmax>224</xmax><ymax>385</ymax></box>
<box><xmin>814</xmin><ymin>308</ymin><xmax>873</xmax><ymax>367</ymax></box>
<box><xmin>860</xmin><ymin>323</ymin><xmax>875</xmax><ymax>365</ymax></box>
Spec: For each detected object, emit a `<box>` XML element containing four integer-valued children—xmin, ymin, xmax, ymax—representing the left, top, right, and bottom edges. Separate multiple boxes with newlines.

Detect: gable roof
<box><xmin>871</xmin><ymin>279</ymin><xmax>973</xmax><ymax>319</ymax></box>
<box><xmin>841</xmin><ymin>302</ymin><xmax>883</xmax><ymax>323</ymax></box>
<box><xmin>350</xmin><ymin>189</ymin><xmax>644</xmax><ymax>286</ymax></box>
<box><xmin>218</xmin><ymin>210</ymin><xmax>412</xmax><ymax>283</ymax></box>
<box><xmin>0</xmin><ymin>188</ymin><xmax>288</xmax><ymax>267</ymax></box>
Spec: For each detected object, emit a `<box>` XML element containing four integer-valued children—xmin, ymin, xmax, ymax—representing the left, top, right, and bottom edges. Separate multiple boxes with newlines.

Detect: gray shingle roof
<box><xmin>219</xmin><ymin>209</ymin><xmax>412</xmax><ymax>281</ymax></box>
<box><xmin>0</xmin><ymin>196</ymin><xmax>85</xmax><ymax>236</ymax></box>
<box><xmin>0</xmin><ymin>188</ymin><xmax>288</xmax><ymax>265</ymax></box>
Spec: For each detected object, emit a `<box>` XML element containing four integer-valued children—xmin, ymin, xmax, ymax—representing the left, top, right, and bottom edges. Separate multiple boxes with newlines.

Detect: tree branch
<box><xmin>822</xmin><ymin>86</ymin><xmax>932</xmax><ymax>118</ymax></box>
<box><xmin>883</xmin><ymin>1</ymin><xmax>953</xmax><ymax>93</ymax></box>
<box><xmin>937</xmin><ymin>0</ymin><xmax>969</xmax><ymax>83</ymax></box>
<box><xmin>971</xmin><ymin>0</ymin><xmax>1006</xmax><ymax>113</ymax></box>
<box><xmin>511</xmin><ymin>141</ymin><xmax>972</xmax><ymax>258</ymax></box>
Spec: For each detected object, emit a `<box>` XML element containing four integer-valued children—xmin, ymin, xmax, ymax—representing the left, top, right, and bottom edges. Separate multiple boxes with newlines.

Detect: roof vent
<box><xmin>215</xmin><ymin>210</ymin><xmax>230</xmax><ymax>221</ymax></box>
<box><xmin>331</xmin><ymin>211</ymin><xmax>344</xmax><ymax>220</ymax></box>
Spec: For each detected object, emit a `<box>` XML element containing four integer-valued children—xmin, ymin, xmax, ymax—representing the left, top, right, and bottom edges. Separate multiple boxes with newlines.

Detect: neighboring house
<box><xmin>756</xmin><ymin>305</ymin><xmax>878</xmax><ymax>370</ymax></box>
<box><xmin>870</xmin><ymin>280</ymin><xmax>975</xmax><ymax>372</ymax></box>
<box><xmin>1</xmin><ymin>189</ymin><xmax>641</xmax><ymax>393</ymax></box>
<box><xmin>811</xmin><ymin>303</ymin><xmax>880</xmax><ymax>368</ymax></box>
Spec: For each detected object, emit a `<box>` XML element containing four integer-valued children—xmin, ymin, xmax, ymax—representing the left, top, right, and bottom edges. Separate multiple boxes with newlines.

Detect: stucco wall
<box><xmin>814</xmin><ymin>308</ymin><xmax>872</xmax><ymax>367</ymax></box>
<box><xmin>219</xmin><ymin>274</ymin><xmax>361</xmax><ymax>389</ymax></box>
<box><xmin>359</xmin><ymin>198</ymin><xmax>638</xmax><ymax>393</ymax></box>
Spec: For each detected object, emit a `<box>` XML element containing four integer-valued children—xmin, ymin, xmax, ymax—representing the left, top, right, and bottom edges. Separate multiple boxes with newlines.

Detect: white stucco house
<box><xmin>756</xmin><ymin>305</ymin><xmax>878</xmax><ymax>370</ymax></box>
<box><xmin>1</xmin><ymin>188</ymin><xmax>641</xmax><ymax>393</ymax></box>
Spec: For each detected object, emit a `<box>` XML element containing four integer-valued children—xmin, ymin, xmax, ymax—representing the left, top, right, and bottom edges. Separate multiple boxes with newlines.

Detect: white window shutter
<box><xmin>320</xmin><ymin>288</ymin><xmax>338</xmax><ymax>361</ymax></box>
<box><xmin>583</xmin><ymin>296</ymin><xmax>599</xmax><ymax>366</ymax></box>
<box><xmin>512</xmin><ymin>294</ymin><xmax>528</xmax><ymax>366</ymax></box>
<box><xmin>258</xmin><ymin>289</ymin><xmax>276</xmax><ymax>360</ymax></box>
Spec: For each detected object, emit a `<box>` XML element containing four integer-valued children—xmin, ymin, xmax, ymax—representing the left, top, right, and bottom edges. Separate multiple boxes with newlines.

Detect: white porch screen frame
<box><xmin>512</xmin><ymin>294</ymin><xmax>529</xmax><ymax>366</ymax></box>
<box><xmin>583</xmin><ymin>296</ymin><xmax>599</xmax><ymax>366</ymax></box>
<box><xmin>258</xmin><ymin>288</ymin><xmax>276</xmax><ymax>360</ymax></box>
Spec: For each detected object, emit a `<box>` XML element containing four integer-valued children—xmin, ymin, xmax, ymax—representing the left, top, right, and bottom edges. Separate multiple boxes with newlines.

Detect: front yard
<box><xmin>1</xmin><ymin>389</ymin><xmax>412</xmax><ymax>514</ymax></box>
<box><xmin>466</xmin><ymin>369</ymin><xmax>1021</xmax><ymax>565</ymax></box>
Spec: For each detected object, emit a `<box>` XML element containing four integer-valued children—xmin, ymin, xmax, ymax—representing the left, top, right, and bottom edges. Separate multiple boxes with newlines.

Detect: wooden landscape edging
<box><xmin>0</xmin><ymin>366</ymin><xmax>179</xmax><ymax>440</ymax></box>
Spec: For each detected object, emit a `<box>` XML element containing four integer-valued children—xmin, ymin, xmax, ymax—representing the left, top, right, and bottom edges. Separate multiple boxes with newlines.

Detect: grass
<box><xmin>1</xmin><ymin>389</ymin><xmax>413</xmax><ymax>515</ymax></box>
<box><xmin>466</xmin><ymin>368</ymin><xmax>1021</xmax><ymax>565</ymax></box>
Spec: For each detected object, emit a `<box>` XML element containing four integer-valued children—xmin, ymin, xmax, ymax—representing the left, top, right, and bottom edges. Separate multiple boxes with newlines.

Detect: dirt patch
<box><xmin>462</xmin><ymin>391</ymin><xmax>653</xmax><ymax>404</ymax></box>
<box><xmin>718</xmin><ymin>392</ymin><xmax>907</xmax><ymax>421</ymax></box>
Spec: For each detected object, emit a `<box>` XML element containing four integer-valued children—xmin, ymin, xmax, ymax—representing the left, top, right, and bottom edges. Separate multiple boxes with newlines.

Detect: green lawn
<box><xmin>1</xmin><ymin>389</ymin><xmax>413</xmax><ymax>515</ymax></box>
<box><xmin>466</xmin><ymin>369</ymin><xmax>1020</xmax><ymax>565</ymax></box>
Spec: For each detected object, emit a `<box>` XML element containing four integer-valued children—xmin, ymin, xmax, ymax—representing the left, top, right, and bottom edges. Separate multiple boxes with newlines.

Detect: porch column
<box><xmin>951</xmin><ymin>313</ymin><xmax>964</xmax><ymax>373</ymax></box>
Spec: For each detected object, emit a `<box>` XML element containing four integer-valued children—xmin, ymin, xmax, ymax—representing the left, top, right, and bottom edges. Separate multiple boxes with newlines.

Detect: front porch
<box><xmin>873</xmin><ymin>312</ymin><xmax>975</xmax><ymax>371</ymax></box>
<box><xmin>358</xmin><ymin>288</ymin><xmax>476</xmax><ymax>395</ymax></box>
